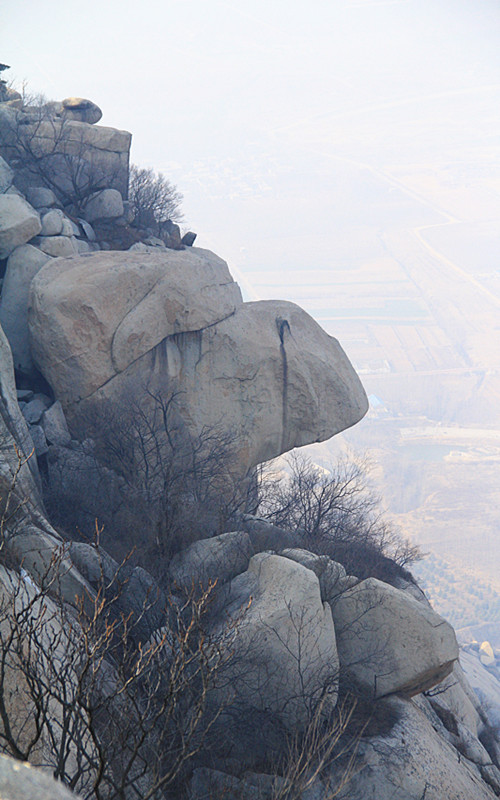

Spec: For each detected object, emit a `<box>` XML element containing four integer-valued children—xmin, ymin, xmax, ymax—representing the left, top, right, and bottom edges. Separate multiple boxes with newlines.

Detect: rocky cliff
<box><xmin>0</xmin><ymin>88</ymin><xmax>499</xmax><ymax>800</ymax></box>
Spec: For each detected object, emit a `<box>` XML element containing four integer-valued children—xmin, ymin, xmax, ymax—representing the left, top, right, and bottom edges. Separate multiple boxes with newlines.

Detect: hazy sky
<box><xmin>3</xmin><ymin>0</ymin><xmax>500</xmax><ymax>305</ymax></box>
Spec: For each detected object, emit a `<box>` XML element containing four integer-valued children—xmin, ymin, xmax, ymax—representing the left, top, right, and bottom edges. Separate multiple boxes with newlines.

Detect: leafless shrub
<box><xmin>0</xmin><ymin>101</ymin><xmax>122</xmax><ymax>213</ymax></box>
<box><xmin>129</xmin><ymin>164</ymin><xmax>183</xmax><ymax>230</ymax></box>
<box><xmin>257</xmin><ymin>452</ymin><xmax>422</xmax><ymax>582</ymax></box>
<box><xmin>0</xmin><ymin>537</ymin><xmax>238</xmax><ymax>799</ymax></box>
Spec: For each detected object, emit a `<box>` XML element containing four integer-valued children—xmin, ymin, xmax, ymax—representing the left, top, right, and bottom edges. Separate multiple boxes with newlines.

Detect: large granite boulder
<box><xmin>216</xmin><ymin>553</ymin><xmax>339</xmax><ymax>730</ymax></box>
<box><xmin>28</xmin><ymin>249</ymin><xmax>367</xmax><ymax>474</ymax></box>
<box><xmin>0</xmin><ymin>194</ymin><xmax>41</xmax><ymax>258</ymax></box>
<box><xmin>330</xmin><ymin>577</ymin><xmax>459</xmax><ymax>699</ymax></box>
<box><xmin>29</xmin><ymin>248</ymin><xmax>242</xmax><ymax>401</ymax></box>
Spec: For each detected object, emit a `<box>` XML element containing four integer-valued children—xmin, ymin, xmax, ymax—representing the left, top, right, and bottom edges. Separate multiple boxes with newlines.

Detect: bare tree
<box><xmin>0</xmin><ymin>539</ymin><xmax>240</xmax><ymax>800</ymax></box>
<box><xmin>257</xmin><ymin>452</ymin><xmax>422</xmax><ymax>581</ymax></box>
<box><xmin>45</xmin><ymin>390</ymin><xmax>246</xmax><ymax>570</ymax></box>
<box><xmin>128</xmin><ymin>164</ymin><xmax>183</xmax><ymax>230</ymax></box>
<box><xmin>0</xmin><ymin>102</ymin><xmax>123</xmax><ymax>213</ymax></box>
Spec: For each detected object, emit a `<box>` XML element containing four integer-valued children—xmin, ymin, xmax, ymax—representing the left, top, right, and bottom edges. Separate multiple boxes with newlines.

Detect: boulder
<box><xmin>22</xmin><ymin>395</ymin><xmax>51</xmax><ymax>425</ymax></box>
<box><xmin>0</xmin><ymin>244</ymin><xmax>52</xmax><ymax>373</ymax></box>
<box><xmin>40</xmin><ymin>208</ymin><xmax>64</xmax><ymax>236</ymax></box>
<box><xmin>116</xmin><ymin>298</ymin><xmax>366</xmax><ymax>473</ymax></box>
<box><xmin>60</xmin><ymin>216</ymin><xmax>76</xmax><ymax>237</ymax></box>
<box><xmin>61</xmin><ymin>96</ymin><xmax>103</xmax><ymax>124</ymax></box>
<box><xmin>0</xmin><ymin>194</ymin><xmax>41</xmax><ymax>258</ymax></box>
<box><xmin>217</xmin><ymin>553</ymin><xmax>339</xmax><ymax>729</ymax></box>
<box><xmin>0</xmin><ymin>753</ymin><xmax>81</xmax><ymax>800</ymax></box>
<box><xmin>30</xmin><ymin>262</ymin><xmax>367</xmax><ymax>474</ymax></box>
<box><xmin>83</xmin><ymin>188</ymin><xmax>123</xmax><ymax>222</ymax></box>
<box><xmin>168</xmin><ymin>531</ymin><xmax>253</xmax><ymax>590</ymax></box>
<box><xmin>37</xmin><ymin>234</ymin><xmax>79</xmax><ymax>257</ymax></box>
<box><xmin>0</xmin><ymin>155</ymin><xmax>13</xmax><ymax>193</ymax></box>
<box><xmin>182</xmin><ymin>231</ymin><xmax>197</xmax><ymax>246</ymax></box>
<box><xmin>69</xmin><ymin>541</ymin><xmax>122</xmax><ymax>587</ymax></box>
<box><xmin>29</xmin><ymin>248</ymin><xmax>243</xmax><ymax>402</ymax></box>
<box><xmin>330</xmin><ymin>577</ymin><xmax>458</xmax><ymax>699</ymax></box>
<box><xmin>29</xmin><ymin>424</ymin><xmax>48</xmax><ymax>457</ymax></box>
<box><xmin>42</xmin><ymin>400</ymin><xmax>71</xmax><ymax>446</ymax></box>
<box><xmin>24</xmin><ymin>186</ymin><xmax>59</xmax><ymax>208</ymax></box>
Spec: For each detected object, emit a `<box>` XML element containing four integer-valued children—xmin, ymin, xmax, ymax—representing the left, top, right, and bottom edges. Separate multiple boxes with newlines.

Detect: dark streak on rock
<box><xmin>276</xmin><ymin>316</ymin><xmax>290</xmax><ymax>452</ymax></box>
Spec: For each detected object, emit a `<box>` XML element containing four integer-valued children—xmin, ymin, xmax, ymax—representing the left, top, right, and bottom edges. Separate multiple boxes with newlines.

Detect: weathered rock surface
<box><xmin>280</xmin><ymin>548</ymin><xmax>349</xmax><ymax>601</ymax></box>
<box><xmin>337</xmin><ymin>696</ymin><xmax>496</xmax><ymax>800</ymax></box>
<box><xmin>36</xmin><ymin>234</ymin><xmax>79</xmax><ymax>257</ymax></box>
<box><xmin>29</xmin><ymin>247</ymin><xmax>243</xmax><ymax>402</ymax></box>
<box><xmin>61</xmin><ymin>96</ymin><xmax>103</xmax><ymax>124</ymax></box>
<box><xmin>218</xmin><ymin>553</ymin><xmax>339</xmax><ymax>729</ymax></box>
<box><xmin>0</xmin><ymin>753</ymin><xmax>81</xmax><ymax>800</ymax></box>
<box><xmin>24</xmin><ymin>186</ymin><xmax>59</xmax><ymax>208</ymax></box>
<box><xmin>42</xmin><ymin>400</ymin><xmax>71</xmax><ymax>446</ymax></box>
<box><xmin>0</xmin><ymin>244</ymin><xmax>52</xmax><ymax>373</ymax></box>
<box><xmin>0</xmin><ymin>155</ymin><xmax>13</xmax><ymax>192</ymax></box>
<box><xmin>0</xmin><ymin>111</ymin><xmax>131</xmax><ymax>199</ymax></box>
<box><xmin>0</xmin><ymin>194</ymin><xmax>41</xmax><ymax>258</ymax></box>
<box><xmin>330</xmin><ymin>577</ymin><xmax>459</xmax><ymax>698</ymax></box>
<box><xmin>83</xmin><ymin>188</ymin><xmax>124</xmax><ymax>222</ymax></box>
<box><xmin>29</xmin><ymin>251</ymin><xmax>367</xmax><ymax>473</ymax></box>
<box><xmin>0</xmin><ymin>321</ymin><xmax>42</xmax><ymax>499</ymax></box>
<box><xmin>40</xmin><ymin>208</ymin><xmax>64</xmax><ymax>236</ymax></box>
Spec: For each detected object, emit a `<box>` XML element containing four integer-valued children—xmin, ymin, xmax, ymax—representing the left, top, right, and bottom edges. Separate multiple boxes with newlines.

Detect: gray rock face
<box><xmin>24</xmin><ymin>186</ymin><xmax>59</xmax><ymax>208</ymax></box>
<box><xmin>0</xmin><ymin>321</ymin><xmax>42</xmax><ymax>501</ymax></box>
<box><xmin>0</xmin><ymin>194</ymin><xmax>41</xmax><ymax>258</ymax></box>
<box><xmin>29</xmin><ymin>424</ymin><xmax>48</xmax><ymax>457</ymax></box>
<box><xmin>42</xmin><ymin>400</ymin><xmax>71</xmax><ymax>446</ymax></box>
<box><xmin>280</xmin><ymin>548</ymin><xmax>348</xmax><ymax>601</ymax></box>
<box><xmin>36</xmin><ymin>234</ymin><xmax>79</xmax><ymax>257</ymax></box>
<box><xmin>29</xmin><ymin>247</ymin><xmax>242</xmax><ymax>398</ymax></box>
<box><xmin>0</xmin><ymin>753</ymin><xmax>81</xmax><ymax>800</ymax></box>
<box><xmin>330</xmin><ymin>577</ymin><xmax>459</xmax><ymax>699</ymax></box>
<box><xmin>0</xmin><ymin>155</ymin><xmax>13</xmax><ymax>193</ymax></box>
<box><xmin>218</xmin><ymin>553</ymin><xmax>339</xmax><ymax>729</ymax></box>
<box><xmin>40</xmin><ymin>208</ymin><xmax>64</xmax><ymax>235</ymax></box>
<box><xmin>0</xmin><ymin>243</ymin><xmax>52</xmax><ymax>373</ymax></box>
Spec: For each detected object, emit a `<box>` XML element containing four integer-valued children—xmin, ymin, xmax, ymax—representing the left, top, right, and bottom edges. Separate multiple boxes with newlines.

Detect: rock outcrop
<box><xmin>330</xmin><ymin>576</ymin><xmax>458</xmax><ymax>698</ymax></box>
<box><xmin>28</xmin><ymin>250</ymin><xmax>368</xmax><ymax>474</ymax></box>
<box><xmin>0</xmin><ymin>754</ymin><xmax>81</xmax><ymax>800</ymax></box>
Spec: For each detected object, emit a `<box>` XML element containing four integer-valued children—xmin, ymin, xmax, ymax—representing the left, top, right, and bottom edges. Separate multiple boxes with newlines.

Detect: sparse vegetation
<box><xmin>257</xmin><ymin>452</ymin><xmax>422</xmax><ymax>582</ymax></box>
<box><xmin>128</xmin><ymin>164</ymin><xmax>183</xmax><ymax>230</ymax></box>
